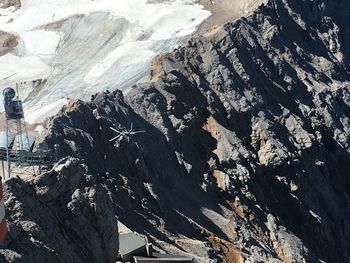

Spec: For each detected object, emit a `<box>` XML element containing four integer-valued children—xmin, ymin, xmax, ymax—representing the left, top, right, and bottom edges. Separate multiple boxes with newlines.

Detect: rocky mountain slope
<box><xmin>1</xmin><ymin>0</ymin><xmax>350</xmax><ymax>262</ymax></box>
<box><xmin>0</xmin><ymin>159</ymin><xmax>119</xmax><ymax>263</ymax></box>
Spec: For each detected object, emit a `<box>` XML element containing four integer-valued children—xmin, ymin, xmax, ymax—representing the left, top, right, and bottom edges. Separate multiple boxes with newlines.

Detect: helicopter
<box><xmin>109</xmin><ymin>123</ymin><xmax>145</xmax><ymax>147</ymax></box>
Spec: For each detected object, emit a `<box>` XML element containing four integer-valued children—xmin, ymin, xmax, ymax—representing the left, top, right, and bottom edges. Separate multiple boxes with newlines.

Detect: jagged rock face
<box><xmin>0</xmin><ymin>158</ymin><xmax>119</xmax><ymax>263</ymax></box>
<box><xmin>3</xmin><ymin>0</ymin><xmax>350</xmax><ymax>262</ymax></box>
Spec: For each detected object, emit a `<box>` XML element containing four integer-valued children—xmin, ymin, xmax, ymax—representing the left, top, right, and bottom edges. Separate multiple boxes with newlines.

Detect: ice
<box><xmin>84</xmin><ymin>41</ymin><xmax>156</xmax><ymax>85</ymax></box>
<box><xmin>20</xmin><ymin>30</ymin><xmax>61</xmax><ymax>56</ymax></box>
<box><xmin>0</xmin><ymin>0</ymin><xmax>211</xmax><ymax>123</ymax></box>
<box><xmin>0</xmin><ymin>54</ymin><xmax>50</xmax><ymax>86</ymax></box>
<box><xmin>25</xmin><ymin>98</ymin><xmax>69</xmax><ymax>124</ymax></box>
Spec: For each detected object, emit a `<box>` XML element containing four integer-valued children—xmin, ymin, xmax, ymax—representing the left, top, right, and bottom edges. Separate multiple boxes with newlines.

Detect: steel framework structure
<box><xmin>0</xmin><ymin>86</ymin><xmax>54</xmax><ymax>180</ymax></box>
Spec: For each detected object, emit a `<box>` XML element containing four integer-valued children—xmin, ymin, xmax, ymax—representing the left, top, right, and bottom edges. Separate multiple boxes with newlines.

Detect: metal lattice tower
<box><xmin>4</xmin><ymin>118</ymin><xmax>33</xmax><ymax>179</ymax></box>
<box><xmin>0</xmin><ymin>85</ymin><xmax>54</xmax><ymax>180</ymax></box>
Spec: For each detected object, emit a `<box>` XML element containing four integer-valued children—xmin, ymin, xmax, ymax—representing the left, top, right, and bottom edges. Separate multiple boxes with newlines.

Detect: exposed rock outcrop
<box><xmin>0</xmin><ymin>31</ymin><xmax>18</xmax><ymax>56</ymax></box>
<box><xmin>0</xmin><ymin>158</ymin><xmax>119</xmax><ymax>263</ymax></box>
<box><xmin>2</xmin><ymin>0</ymin><xmax>350</xmax><ymax>262</ymax></box>
<box><xmin>0</xmin><ymin>0</ymin><xmax>20</xmax><ymax>10</ymax></box>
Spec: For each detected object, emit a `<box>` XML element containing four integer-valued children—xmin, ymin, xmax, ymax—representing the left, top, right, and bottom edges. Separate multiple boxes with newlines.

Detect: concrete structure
<box><xmin>134</xmin><ymin>256</ymin><xmax>192</xmax><ymax>263</ymax></box>
<box><xmin>119</xmin><ymin>232</ymin><xmax>148</xmax><ymax>261</ymax></box>
<box><xmin>118</xmin><ymin>230</ymin><xmax>193</xmax><ymax>263</ymax></box>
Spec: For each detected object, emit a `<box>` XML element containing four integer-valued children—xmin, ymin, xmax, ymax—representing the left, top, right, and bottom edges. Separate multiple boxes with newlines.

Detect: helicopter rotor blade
<box><xmin>110</xmin><ymin>127</ymin><xmax>123</xmax><ymax>134</ymax></box>
<box><xmin>129</xmin><ymin>131</ymin><xmax>146</xmax><ymax>135</ymax></box>
<box><xmin>109</xmin><ymin>134</ymin><xmax>123</xmax><ymax>142</ymax></box>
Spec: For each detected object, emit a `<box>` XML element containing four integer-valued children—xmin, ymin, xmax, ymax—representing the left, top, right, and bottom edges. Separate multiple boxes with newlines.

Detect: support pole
<box><xmin>5</xmin><ymin>119</ymin><xmax>10</xmax><ymax>179</ymax></box>
<box><xmin>1</xmin><ymin>161</ymin><xmax>4</xmax><ymax>181</ymax></box>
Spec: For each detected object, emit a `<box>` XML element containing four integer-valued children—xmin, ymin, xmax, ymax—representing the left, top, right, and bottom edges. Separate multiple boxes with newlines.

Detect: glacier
<box><xmin>0</xmin><ymin>0</ymin><xmax>210</xmax><ymax>123</ymax></box>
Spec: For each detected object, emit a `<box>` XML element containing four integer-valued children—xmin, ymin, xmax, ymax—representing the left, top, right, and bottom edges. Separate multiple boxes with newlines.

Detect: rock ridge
<box><xmin>1</xmin><ymin>0</ymin><xmax>350</xmax><ymax>262</ymax></box>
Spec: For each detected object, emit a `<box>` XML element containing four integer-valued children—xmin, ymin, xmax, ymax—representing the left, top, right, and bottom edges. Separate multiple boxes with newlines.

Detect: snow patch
<box><xmin>0</xmin><ymin>54</ymin><xmax>50</xmax><ymax>86</ymax></box>
<box><xmin>84</xmin><ymin>41</ymin><xmax>156</xmax><ymax>85</ymax></box>
<box><xmin>0</xmin><ymin>6</ymin><xmax>16</xmax><ymax>16</ymax></box>
<box><xmin>25</xmin><ymin>98</ymin><xmax>68</xmax><ymax>124</ymax></box>
<box><xmin>0</xmin><ymin>0</ymin><xmax>211</xmax><ymax>123</ymax></box>
<box><xmin>20</xmin><ymin>30</ymin><xmax>61</xmax><ymax>56</ymax></box>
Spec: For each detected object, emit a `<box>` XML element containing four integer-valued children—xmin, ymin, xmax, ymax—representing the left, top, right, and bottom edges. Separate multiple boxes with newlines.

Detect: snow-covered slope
<box><xmin>0</xmin><ymin>0</ymin><xmax>210</xmax><ymax>123</ymax></box>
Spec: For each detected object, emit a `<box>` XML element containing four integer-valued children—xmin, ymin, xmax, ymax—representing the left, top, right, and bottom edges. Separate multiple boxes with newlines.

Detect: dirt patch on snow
<box><xmin>0</xmin><ymin>30</ymin><xmax>18</xmax><ymax>56</ymax></box>
<box><xmin>198</xmin><ymin>0</ymin><xmax>264</xmax><ymax>34</ymax></box>
<box><xmin>0</xmin><ymin>0</ymin><xmax>21</xmax><ymax>10</ymax></box>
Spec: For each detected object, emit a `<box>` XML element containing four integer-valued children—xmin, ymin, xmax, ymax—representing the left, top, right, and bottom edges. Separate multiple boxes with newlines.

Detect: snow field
<box><xmin>0</xmin><ymin>0</ymin><xmax>211</xmax><ymax>123</ymax></box>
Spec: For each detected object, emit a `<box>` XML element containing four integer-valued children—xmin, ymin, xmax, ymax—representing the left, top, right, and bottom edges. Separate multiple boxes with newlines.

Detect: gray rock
<box><xmin>0</xmin><ymin>158</ymin><xmax>119</xmax><ymax>263</ymax></box>
<box><xmin>3</xmin><ymin>0</ymin><xmax>350</xmax><ymax>262</ymax></box>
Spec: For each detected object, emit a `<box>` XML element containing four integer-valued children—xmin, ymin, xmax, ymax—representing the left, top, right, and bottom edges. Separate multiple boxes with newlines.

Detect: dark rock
<box><xmin>0</xmin><ymin>158</ymin><xmax>119</xmax><ymax>263</ymax></box>
<box><xmin>3</xmin><ymin>0</ymin><xmax>350</xmax><ymax>262</ymax></box>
